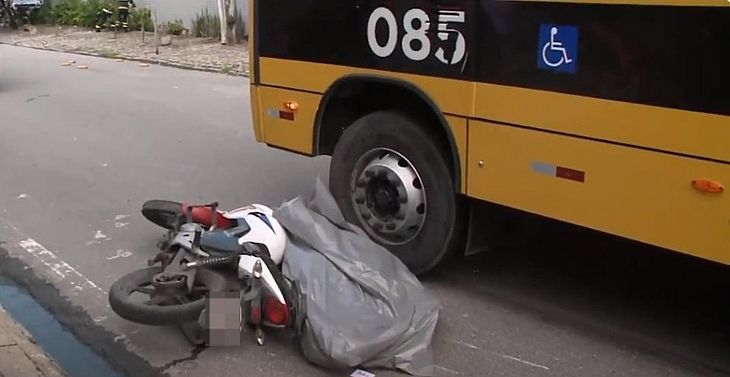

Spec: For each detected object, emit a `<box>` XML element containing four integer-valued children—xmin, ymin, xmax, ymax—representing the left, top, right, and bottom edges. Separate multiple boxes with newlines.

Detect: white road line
<box><xmin>497</xmin><ymin>353</ymin><xmax>550</xmax><ymax>371</ymax></box>
<box><xmin>434</xmin><ymin>365</ymin><xmax>460</xmax><ymax>375</ymax></box>
<box><xmin>451</xmin><ymin>340</ymin><xmax>480</xmax><ymax>350</ymax></box>
<box><xmin>1</xmin><ymin>219</ymin><xmax>106</xmax><ymax>296</ymax></box>
<box><xmin>94</xmin><ymin>315</ymin><xmax>108</xmax><ymax>323</ymax></box>
<box><xmin>105</xmin><ymin>249</ymin><xmax>133</xmax><ymax>260</ymax></box>
<box><xmin>17</xmin><ymin>238</ymin><xmax>107</xmax><ymax>295</ymax></box>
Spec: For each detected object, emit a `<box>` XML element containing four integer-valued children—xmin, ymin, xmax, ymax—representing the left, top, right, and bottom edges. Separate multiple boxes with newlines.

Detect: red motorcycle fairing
<box><xmin>181</xmin><ymin>203</ymin><xmax>233</xmax><ymax>229</ymax></box>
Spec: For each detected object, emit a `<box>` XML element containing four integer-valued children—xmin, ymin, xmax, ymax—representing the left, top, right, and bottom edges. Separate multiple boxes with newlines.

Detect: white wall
<box><xmin>138</xmin><ymin>0</ymin><xmax>248</xmax><ymax>33</ymax></box>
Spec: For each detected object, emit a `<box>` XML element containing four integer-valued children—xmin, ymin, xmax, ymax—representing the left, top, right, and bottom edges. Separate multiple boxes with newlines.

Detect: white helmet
<box><xmin>225</xmin><ymin>204</ymin><xmax>287</xmax><ymax>264</ymax></box>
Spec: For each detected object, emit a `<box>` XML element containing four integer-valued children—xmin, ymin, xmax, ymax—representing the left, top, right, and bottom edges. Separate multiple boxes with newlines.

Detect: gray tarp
<box><xmin>273</xmin><ymin>178</ymin><xmax>441</xmax><ymax>376</ymax></box>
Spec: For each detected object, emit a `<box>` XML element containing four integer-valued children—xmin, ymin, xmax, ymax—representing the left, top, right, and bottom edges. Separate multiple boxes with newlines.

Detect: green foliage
<box><xmin>191</xmin><ymin>5</ymin><xmax>245</xmax><ymax>43</ymax></box>
<box><xmin>51</xmin><ymin>0</ymin><xmax>85</xmax><ymax>26</ymax></box>
<box><xmin>32</xmin><ymin>0</ymin><xmax>150</xmax><ymax>31</ymax></box>
<box><xmin>52</xmin><ymin>0</ymin><xmax>115</xmax><ymax>28</ymax></box>
<box><xmin>33</xmin><ymin>1</ymin><xmax>228</xmax><ymax>39</ymax></box>
<box><xmin>190</xmin><ymin>7</ymin><xmax>219</xmax><ymax>39</ymax></box>
<box><xmin>128</xmin><ymin>7</ymin><xmax>152</xmax><ymax>31</ymax></box>
<box><xmin>164</xmin><ymin>19</ymin><xmax>184</xmax><ymax>35</ymax></box>
<box><xmin>233</xmin><ymin>1</ymin><xmax>245</xmax><ymax>42</ymax></box>
<box><xmin>34</xmin><ymin>0</ymin><xmax>56</xmax><ymax>24</ymax></box>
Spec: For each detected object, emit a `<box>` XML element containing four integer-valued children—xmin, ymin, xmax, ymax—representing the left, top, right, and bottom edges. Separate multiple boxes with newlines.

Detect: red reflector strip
<box><xmin>555</xmin><ymin>166</ymin><xmax>585</xmax><ymax>182</ymax></box>
<box><xmin>531</xmin><ymin>161</ymin><xmax>586</xmax><ymax>183</ymax></box>
<box><xmin>279</xmin><ymin>111</ymin><xmax>294</xmax><ymax>120</ymax></box>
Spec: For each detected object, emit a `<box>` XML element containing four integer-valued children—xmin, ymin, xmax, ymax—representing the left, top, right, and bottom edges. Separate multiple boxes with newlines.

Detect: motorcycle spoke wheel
<box><xmin>190</xmin><ymin>286</ymin><xmax>208</xmax><ymax>294</ymax></box>
<box><xmin>109</xmin><ymin>267</ymin><xmax>228</xmax><ymax>326</ymax></box>
<box><xmin>144</xmin><ymin>296</ymin><xmax>168</xmax><ymax>305</ymax></box>
<box><xmin>133</xmin><ymin>285</ymin><xmax>154</xmax><ymax>295</ymax></box>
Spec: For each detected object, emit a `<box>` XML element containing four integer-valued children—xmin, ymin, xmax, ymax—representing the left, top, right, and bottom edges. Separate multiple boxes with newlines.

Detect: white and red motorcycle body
<box><xmin>112</xmin><ymin>200</ymin><xmax>293</xmax><ymax>346</ymax></box>
<box><xmin>185</xmin><ymin>202</ymin><xmax>290</xmax><ymax>326</ymax></box>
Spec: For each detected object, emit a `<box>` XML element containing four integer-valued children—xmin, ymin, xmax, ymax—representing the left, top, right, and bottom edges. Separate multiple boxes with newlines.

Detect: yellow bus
<box><xmin>247</xmin><ymin>0</ymin><xmax>730</xmax><ymax>274</ymax></box>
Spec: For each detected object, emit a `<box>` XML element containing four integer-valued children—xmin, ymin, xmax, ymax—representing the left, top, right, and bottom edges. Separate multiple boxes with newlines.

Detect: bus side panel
<box><xmin>258</xmin><ymin>58</ymin><xmax>474</xmax><ymax>118</ymax></box>
<box><xmin>474</xmin><ymin>83</ymin><xmax>730</xmax><ymax>164</ymax></box>
<box><xmin>467</xmin><ymin>120</ymin><xmax>730</xmax><ymax>265</ymax></box>
<box><xmin>445</xmin><ymin>115</ymin><xmax>468</xmax><ymax>193</ymax></box>
<box><xmin>258</xmin><ymin>86</ymin><xmax>320</xmax><ymax>155</ymax></box>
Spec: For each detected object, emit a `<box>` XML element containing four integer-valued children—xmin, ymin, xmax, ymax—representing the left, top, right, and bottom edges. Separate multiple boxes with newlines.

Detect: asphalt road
<box><xmin>1</xmin><ymin>44</ymin><xmax>729</xmax><ymax>377</ymax></box>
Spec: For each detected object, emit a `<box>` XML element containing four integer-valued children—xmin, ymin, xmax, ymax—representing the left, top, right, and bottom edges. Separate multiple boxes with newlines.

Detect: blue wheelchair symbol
<box><xmin>537</xmin><ymin>24</ymin><xmax>578</xmax><ymax>73</ymax></box>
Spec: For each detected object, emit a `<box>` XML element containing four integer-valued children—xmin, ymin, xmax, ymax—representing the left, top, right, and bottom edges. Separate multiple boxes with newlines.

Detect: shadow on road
<box><xmin>427</xmin><ymin>215</ymin><xmax>730</xmax><ymax>376</ymax></box>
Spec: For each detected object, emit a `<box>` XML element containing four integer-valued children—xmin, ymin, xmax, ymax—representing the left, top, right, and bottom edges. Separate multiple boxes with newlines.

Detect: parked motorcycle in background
<box><xmin>108</xmin><ymin>200</ymin><xmax>297</xmax><ymax>346</ymax></box>
<box><xmin>0</xmin><ymin>0</ymin><xmax>42</xmax><ymax>30</ymax></box>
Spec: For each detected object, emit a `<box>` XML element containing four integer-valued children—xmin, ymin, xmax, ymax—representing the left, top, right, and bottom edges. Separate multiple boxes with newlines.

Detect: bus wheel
<box><xmin>329</xmin><ymin>110</ymin><xmax>462</xmax><ymax>274</ymax></box>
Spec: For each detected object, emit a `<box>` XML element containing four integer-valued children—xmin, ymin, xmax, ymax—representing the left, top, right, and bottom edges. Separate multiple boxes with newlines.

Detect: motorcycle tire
<box><xmin>141</xmin><ymin>200</ymin><xmax>183</xmax><ymax>230</ymax></box>
<box><xmin>109</xmin><ymin>267</ymin><xmax>228</xmax><ymax>326</ymax></box>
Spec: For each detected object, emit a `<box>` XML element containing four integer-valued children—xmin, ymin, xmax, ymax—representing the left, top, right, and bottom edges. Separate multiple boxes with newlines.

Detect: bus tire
<box><xmin>329</xmin><ymin>110</ymin><xmax>463</xmax><ymax>275</ymax></box>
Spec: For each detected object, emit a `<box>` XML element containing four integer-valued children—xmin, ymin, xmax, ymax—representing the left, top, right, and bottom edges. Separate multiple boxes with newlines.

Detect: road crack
<box><xmin>159</xmin><ymin>345</ymin><xmax>207</xmax><ymax>371</ymax></box>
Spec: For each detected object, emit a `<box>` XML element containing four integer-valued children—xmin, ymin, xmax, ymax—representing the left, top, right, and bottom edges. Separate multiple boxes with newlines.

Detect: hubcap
<box><xmin>351</xmin><ymin>148</ymin><xmax>426</xmax><ymax>245</ymax></box>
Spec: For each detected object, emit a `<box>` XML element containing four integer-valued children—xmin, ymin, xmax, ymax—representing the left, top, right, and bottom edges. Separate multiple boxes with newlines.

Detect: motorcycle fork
<box><xmin>148</xmin><ymin>246</ymin><xmax>198</xmax><ymax>294</ymax></box>
<box><xmin>241</xmin><ymin>259</ymin><xmax>266</xmax><ymax>346</ymax></box>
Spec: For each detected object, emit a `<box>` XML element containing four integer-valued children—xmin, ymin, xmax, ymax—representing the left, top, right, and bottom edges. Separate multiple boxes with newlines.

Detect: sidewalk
<box><xmin>0</xmin><ymin>25</ymin><xmax>249</xmax><ymax>76</ymax></box>
<box><xmin>0</xmin><ymin>303</ymin><xmax>65</xmax><ymax>377</ymax></box>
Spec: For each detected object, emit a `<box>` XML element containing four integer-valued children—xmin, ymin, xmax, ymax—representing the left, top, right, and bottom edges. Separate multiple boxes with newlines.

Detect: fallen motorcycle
<box><xmin>108</xmin><ymin>200</ymin><xmax>297</xmax><ymax>346</ymax></box>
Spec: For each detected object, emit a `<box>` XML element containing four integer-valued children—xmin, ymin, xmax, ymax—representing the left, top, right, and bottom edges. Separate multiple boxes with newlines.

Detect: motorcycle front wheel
<box><xmin>108</xmin><ymin>267</ymin><xmax>228</xmax><ymax>326</ymax></box>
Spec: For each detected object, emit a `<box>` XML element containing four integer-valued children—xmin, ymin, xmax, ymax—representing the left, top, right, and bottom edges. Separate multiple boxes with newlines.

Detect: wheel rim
<box><xmin>128</xmin><ymin>271</ymin><xmax>213</xmax><ymax>307</ymax></box>
<box><xmin>350</xmin><ymin>148</ymin><xmax>426</xmax><ymax>245</ymax></box>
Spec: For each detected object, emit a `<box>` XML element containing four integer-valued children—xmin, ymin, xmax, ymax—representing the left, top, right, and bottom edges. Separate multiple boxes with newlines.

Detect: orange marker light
<box><xmin>283</xmin><ymin>101</ymin><xmax>299</xmax><ymax>112</ymax></box>
<box><xmin>691</xmin><ymin>178</ymin><xmax>724</xmax><ymax>194</ymax></box>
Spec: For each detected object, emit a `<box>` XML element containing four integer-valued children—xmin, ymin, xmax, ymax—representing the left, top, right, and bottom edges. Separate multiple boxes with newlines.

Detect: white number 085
<box><xmin>367</xmin><ymin>7</ymin><xmax>466</xmax><ymax>65</ymax></box>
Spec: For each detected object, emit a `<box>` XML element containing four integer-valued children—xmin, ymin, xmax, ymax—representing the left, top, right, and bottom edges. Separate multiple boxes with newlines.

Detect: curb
<box><xmin>0</xmin><ymin>303</ymin><xmax>66</xmax><ymax>377</ymax></box>
<box><xmin>0</xmin><ymin>41</ymin><xmax>251</xmax><ymax>78</ymax></box>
